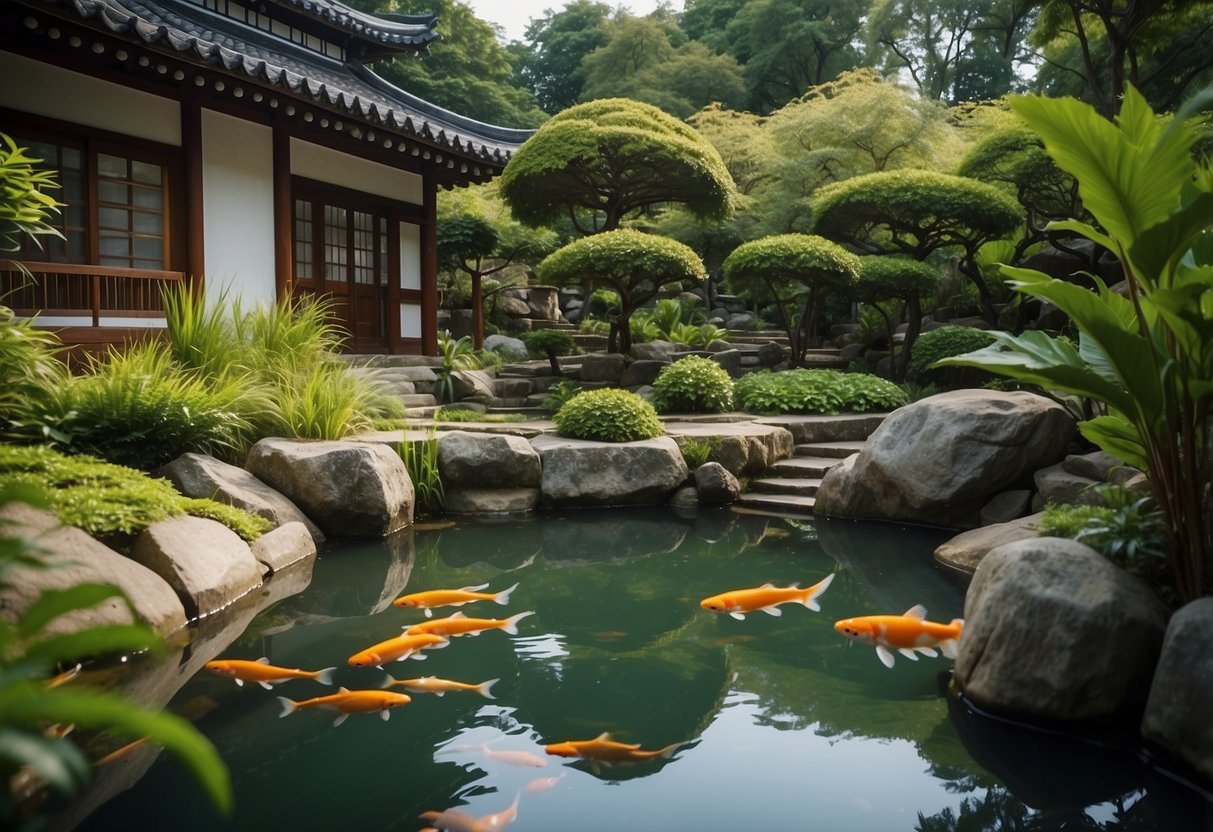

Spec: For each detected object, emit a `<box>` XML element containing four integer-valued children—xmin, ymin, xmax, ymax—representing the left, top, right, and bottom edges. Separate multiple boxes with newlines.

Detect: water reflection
<box><xmin>68</xmin><ymin>509</ymin><xmax>1212</xmax><ymax>832</ymax></box>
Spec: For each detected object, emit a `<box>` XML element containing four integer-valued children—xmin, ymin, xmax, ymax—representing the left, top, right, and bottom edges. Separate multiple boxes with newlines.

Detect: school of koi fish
<box><xmin>196</xmin><ymin>574</ymin><xmax>964</xmax><ymax>830</ymax></box>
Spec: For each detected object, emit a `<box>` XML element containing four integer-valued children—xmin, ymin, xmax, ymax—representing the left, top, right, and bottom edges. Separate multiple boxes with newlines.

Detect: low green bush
<box><xmin>542</xmin><ymin>380</ymin><xmax>582</xmax><ymax>412</ymax></box>
<box><xmin>522</xmin><ymin>329</ymin><xmax>576</xmax><ymax>359</ymax></box>
<box><xmin>908</xmin><ymin>325</ymin><xmax>997</xmax><ymax>387</ymax></box>
<box><xmin>734</xmin><ymin>369</ymin><xmax>907</xmax><ymax>415</ymax></box>
<box><xmin>553</xmin><ymin>388</ymin><xmax>664</xmax><ymax>442</ymax></box>
<box><xmin>652</xmin><ymin>356</ymin><xmax>734</xmax><ymax>414</ymax></box>
<box><xmin>0</xmin><ymin>444</ymin><xmax>270</xmax><ymax>542</ymax></box>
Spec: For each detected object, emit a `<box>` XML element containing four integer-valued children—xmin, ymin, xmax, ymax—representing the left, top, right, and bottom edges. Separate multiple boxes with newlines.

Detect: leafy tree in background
<box><xmin>499</xmin><ymin>98</ymin><xmax>736</xmax><ymax>235</ymax></box>
<box><xmin>1030</xmin><ymin>0</ymin><xmax>1213</xmax><ymax>118</ymax></box>
<box><xmin>437</xmin><ymin>186</ymin><xmax>559</xmax><ymax>348</ymax></box>
<box><xmin>511</xmin><ymin>0</ymin><xmax>613</xmax><ymax>113</ymax></box>
<box><xmin>867</xmin><ymin>0</ymin><xmax>989</xmax><ymax>102</ymax></box>
<box><xmin>537</xmin><ymin>230</ymin><xmax>706</xmax><ymax>353</ymax></box>
<box><xmin>812</xmin><ymin>169</ymin><xmax>1022</xmax><ymax>325</ymax></box>
<box><xmin>853</xmin><ymin>255</ymin><xmax>940</xmax><ymax>380</ymax></box>
<box><xmin>361</xmin><ymin>0</ymin><xmax>546</xmax><ymax>127</ymax></box>
<box><xmin>723</xmin><ymin>234</ymin><xmax>860</xmax><ymax>366</ymax></box>
<box><xmin>714</xmin><ymin>0</ymin><xmax>866</xmax><ymax>112</ymax></box>
<box><xmin>581</xmin><ymin>18</ymin><xmax>748</xmax><ymax>118</ymax></box>
<box><xmin>680</xmin><ymin>0</ymin><xmax>747</xmax><ymax>50</ymax></box>
<box><xmin>951</xmin><ymin>0</ymin><xmax>1038</xmax><ymax>102</ymax></box>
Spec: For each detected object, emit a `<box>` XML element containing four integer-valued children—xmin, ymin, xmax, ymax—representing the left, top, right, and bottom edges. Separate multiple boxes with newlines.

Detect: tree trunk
<box><xmin>895</xmin><ymin>291</ymin><xmax>923</xmax><ymax>382</ymax></box>
<box><xmin>471</xmin><ymin>271</ymin><xmax>484</xmax><ymax>350</ymax></box>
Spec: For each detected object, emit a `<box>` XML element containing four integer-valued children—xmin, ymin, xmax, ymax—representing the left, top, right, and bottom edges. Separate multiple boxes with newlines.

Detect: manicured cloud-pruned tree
<box><xmin>812</xmin><ymin>169</ymin><xmax>1022</xmax><ymax>324</ymax></box>
<box><xmin>853</xmin><ymin>255</ymin><xmax>939</xmax><ymax>381</ymax></box>
<box><xmin>722</xmin><ymin>234</ymin><xmax>860</xmax><ymax>367</ymax></box>
<box><xmin>499</xmin><ymin>98</ymin><xmax>737</xmax><ymax>236</ymax></box>
<box><xmin>537</xmin><ymin>229</ymin><xmax>705</xmax><ymax>353</ymax></box>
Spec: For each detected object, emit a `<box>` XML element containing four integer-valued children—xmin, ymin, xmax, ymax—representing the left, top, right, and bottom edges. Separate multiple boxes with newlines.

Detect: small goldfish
<box><xmin>420</xmin><ymin>794</ymin><xmax>520</xmax><ymax>832</ymax></box>
<box><xmin>544</xmin><ymin>732</ymin><xmax>681</xmax><ymax>765</ymax></box>
<box><xmin>482</xmin><ymin>745</ymin><xmax>547</xmax><ymax>768</ymax></box>
<box><xmin>524</xmin><ymin>774</ymin><xmax>565</xmax><ymax>794</ymax></box>
<box><xmin>406</xmin><ymin>610</ymin><xmax>534</xmax><ymax>638</ymax></box>
<box><xmin>348</xmin><ymin>633</ymin><xmax>449</xmax><ymax>668</ymax></box>
<box><xmin>46</xmin><ymin>663</ymin><xmax>82</xmax><ymax>689</ymax></box>
<box><xmin>204</xmin><ymin>657</ymin><xmax>335</xmax><ymax>689</ymax></box>
<box><xmin>383</xmin><ymin>674</ymin><xmax>498</xmax><ymax>699</ymax></box>
<box><xmin>394</xmin><ymin>582</ymin><xmax>519</xmax><ymax>617</ymax></box>
<box><xmin>95</xmin><ymin>737</ymin><xmax>149</xmax><ymax>766</ymax></box>
<box><xmin>700</xmin><ymin>573</ymin><xmax>835</xmax><ymax>620</ymax></box>
<box><xmin>833</xmin><ymin>604</ymin><xmax>964</xmax><ymax>668</ymax></box>
<box><xmin>277</xmin><ymin>687</ymin><xmax>412</xmax><ymax>727</ymax></box>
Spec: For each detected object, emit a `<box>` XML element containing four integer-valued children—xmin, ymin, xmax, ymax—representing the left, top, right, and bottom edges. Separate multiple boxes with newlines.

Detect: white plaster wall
<box><xmin>291</xmin><ymin>137</ymin><xmax>422</xmax><ymax>204</ymax></box>
<box><xmin>0</xmin><ymin>52</ymin><xmax>180</xmax><ymax>145</ymax></box>
<box><xmin>399</xmin><ymin>221</ymin><xmax>421</xmax><ymax>290</ymax></box>
<box><xmin>400</xmin><ymin>304</ymin><xmax>421</xmax><ymax>339</ymax></box>
<box><xmin>202</xmin><ymin>109</ymin><xmax>276</xmax><ymax>304</ymax></box>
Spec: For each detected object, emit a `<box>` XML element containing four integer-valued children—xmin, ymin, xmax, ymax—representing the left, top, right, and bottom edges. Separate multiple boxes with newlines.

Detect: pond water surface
<box><xmin>72</xmin><ymin>509</ymin><xmax>1210</xmax><ymax>831</ymax></box>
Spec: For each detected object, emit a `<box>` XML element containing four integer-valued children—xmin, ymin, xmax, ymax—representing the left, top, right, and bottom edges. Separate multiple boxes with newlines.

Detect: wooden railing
<box><xmin>0</xmin><ymin>261</ymin><xmax>186</xmax><ymax>326</ymax></box>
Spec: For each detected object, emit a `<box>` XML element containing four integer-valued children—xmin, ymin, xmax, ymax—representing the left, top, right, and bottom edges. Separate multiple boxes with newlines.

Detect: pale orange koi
<box><xmin>277</xmin><ymin>687</ymin><xmax>411</xmax><ymax>727</ymax></box>
<box><xmin>834</xmin><ymin>604</ymin><xmax>964</xmax><ymax>668</ymax></box>
<box><xmin>204</xmin><ymin>657</ymin><xmax>335</xmax><ymax>689</ymax></box>
<box><xmin>419</xmin><ymin>793</ymin><xmax>519</xmax><ymax>832</ymax></box>
<box><xmin>700</xmin><ymin>573</ymin><xmax>835</xmax><ymax>620</ymax></box>
<box><xmin>394</xmin><ymin>582</ymin><xmax>519</xmax><ymax>617</ymax></box>
<box><xmin>405</xmin><ymin>610</ymin><xmax>534</xmax><ymax>638</ymax></box>
<box><xmin>383</xmin><ymin>674</ymin><xmax>498</xmax><ymax>699</ymax></box>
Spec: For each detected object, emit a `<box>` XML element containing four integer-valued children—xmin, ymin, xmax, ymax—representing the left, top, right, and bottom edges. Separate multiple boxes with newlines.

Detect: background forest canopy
<box><xmin>349</xmin><ymin>0</ymin><xmax>1213</xmax><ymax>126</ymax></box>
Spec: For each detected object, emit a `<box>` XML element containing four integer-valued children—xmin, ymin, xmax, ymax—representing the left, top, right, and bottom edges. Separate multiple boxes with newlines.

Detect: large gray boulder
<box><xmin>451</xmin><ymin>369</ymin><xmax>497</xmax><ymax>400</ymax></box>
<box><xmin>955</xmin><ymin>537</ymin><xmax>1167</xmax><ymax>722</ymax></box>
<box><xmin>934</xmin><ymin>513</ymin><xmax>1041</xmax><ymax>573</ymax></box>
<box><xmin>0</xmin><ymin>503</ymin><xmax>187</xmax><ymax>637</ymax></box>
<box><xmin>249</xmin><ymin>521</ymin><xmax>317</xmax><ymax>576</ymax></box>
<box><xmin>578</xmin><ymin>352</ymin><xmax>628</xmax><ymax>383</ymax></box>
<box><xmin>532</xmin><ymin>435</ymin><xmax>689</xmax><ymax>507</ymax></box>
<box><xmin>131</xmin><ymin>516</ymin><xmax>263</xmax><ymax>619</ymax></box>
<box><xmin>1141</xmin><ymin>599</ymin><xmax>1213</xmax><ymax>785</ymax></box>
<box><xmin>438</xmin><ymin>430</ymin><xmax>541</xmax><ymax>488</ymax></box>
<box><xmin>246</xmin><ymin>438</ymin><xmax>414</xmax><ymax>537</ymax></box>
<box><xmin>666</xmin><ymin>422</ymin><xmax>794</xmax><ymax>477</ymax></box>
<box><xmin>814</xmin><ymin>390</ymin><xmax>1075</xmax><ymax>528</ymax></box>
<box><xmin>156</xmin><ymin>452</ymin><xmax>324</xmax><ymax>544</ymax></box>
<box><xmin>694</xmin><ymin>462</ymin><xmax>740</xmax><ymax>505</ymax></box>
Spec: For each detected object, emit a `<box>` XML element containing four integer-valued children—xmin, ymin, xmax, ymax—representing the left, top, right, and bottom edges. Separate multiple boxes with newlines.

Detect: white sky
<box><xmin>463</xmin><ymin>0</ymin><xmax>677</xmax><ymax>44</ymax></box>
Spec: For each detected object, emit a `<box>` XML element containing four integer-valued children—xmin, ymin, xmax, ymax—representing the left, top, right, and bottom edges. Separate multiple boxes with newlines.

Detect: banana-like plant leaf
<box><xmin>22</xmin><ymin>624</ymin><xmax>163</xmax><ymax>667</ymax></box>
<box><xmin>1043</xmin><ymin>219</ymin><xmax>1117</xmax><ymax>257</ymax></box>
<box><xmin>1129</xmin><ymin>192</ymin><xmax>1213</xmax><ymax>289</ymax></box>
<box><xmin>18</xmin><ymin>584</ymin><xmax>130</xmax><ymax>639</ymax></box>
<box><xmin>0</xmin><ymin>726</ymin><xmax>91</xmax><ymax>796</ymax></box>
<box><xmin>0</xmin><ymin>686</ymin><xmax>232</xmax><ymax>814</ymax></box>
<box><xmin>1079</xmin><ymin>414</ymin><xmax>1149</xmax><ymax>471</ymax></box>
<box><xmin>1149</xmin><ymin>282</ymin><xmax>1213</xmax><ymax>365</ymax></box>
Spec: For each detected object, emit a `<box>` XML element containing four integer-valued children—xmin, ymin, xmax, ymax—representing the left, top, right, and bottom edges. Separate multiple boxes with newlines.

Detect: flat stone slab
<box><xmin>532</xmin><ymin>435</ymin><xmax>688</xmax><ymax>508</ymax></box>
<box><xmin>249</xmin><ymin>521</ymin><xmax>317</xmax><ymax>576</ymax></box>
<box><xmin>443</xmin><ymin>488</ymin><xmax>540</xmax><ymax>514</ymax></box>
<box><xmin>755</xmin><ymin>413</ymin><xmax>888</xmax><ymax>444</ymax></box>
<box><xmin>664</xmin><ymin>420</ymin><xmax>794</xmax><ymax>477</ymax></box>
<box><xmin>934</xmin><ymin>514</ymin><xmax>1042</xmax><ymax>573</ymax></box>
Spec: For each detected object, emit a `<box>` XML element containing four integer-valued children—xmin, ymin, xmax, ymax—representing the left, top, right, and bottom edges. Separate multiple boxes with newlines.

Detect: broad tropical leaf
<box><xmin>1079</xmin><ymin>414</ymin><xmax>1149</xmax><ymax>471</ymax></box>
<box><xmin>18</xmin><ymin>584</ymin><xmax>128</xmax><ymax>638</ymax></box>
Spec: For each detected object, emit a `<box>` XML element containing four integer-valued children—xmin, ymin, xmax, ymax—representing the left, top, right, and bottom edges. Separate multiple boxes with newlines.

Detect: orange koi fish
<box><xmin>700</xmin><ymin>573</ymin><xmax>835</xmax><ymax>620</ymax></box>
<box><xmin>95</xmin><ymin>737</ymin><xmax>149</xmax><ymax>766</ymax></box>
<box><xmin>405</xmin><ymin>610</ymin><xmax>534</xmax><ymax>638</ymax></box>
<box><xmin>348</xmin><ymin>633</ymin><xmax>449</xmax><ymax>668</ymax></box>
<box><xmin>46</xmin><ymin>663</ymin><xmax>82</xmax><ymax>689</ymax></box>
<box><xmin>544</xmin><ymin>732</ymin><xmax>681</xmax><ymax>765</ymax></box>
<box><xmin>482</xmin><ymin>745</ymin><xmax>547</xmax><ymax>768</ymax></box>
<box><xmin>204</xmin><ymin>657</ymin><xmax>335</xmax><ymax>689</ymax></box>
<box><xmin>383</xmin><ymin>674</ymin><xmax>498</xmax><ymax>699</ymax></box>
<box><xmin>419</xmin><ymin>793</ymin><xmax>519</xmax><ymax>832</ymax></box>
<box><xmin>394</xmin><ymin>582</ymin><xmax>519</xmax><ymax>617</ymax></box>
<box><xmin>524</xmin><ymin>774</ymin><xmax>565</xmax><ymax>794</ymax></box>
<box><xmin>276</xmin><ymin>687</ymin><xmax>411</xmax><ymax>727</ymax></box>
<box><xmin>833</xmin><ymin>604</ymin><xmax>964</xmax><ymax>669</ymax></box>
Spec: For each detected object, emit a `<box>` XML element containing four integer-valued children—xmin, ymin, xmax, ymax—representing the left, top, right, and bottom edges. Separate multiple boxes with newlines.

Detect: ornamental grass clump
<box><xmin>553</xmin><ymin>388</ymin><xmax>664</xmax><ymax>443</ymax></box>
<box><xmin>652</xmin><ymin>355</ymin><xmax>734</xmax><ymax>414</ymax></box>
<box><xmin>735</xmin><ymin>369</ymin><xmax>907</xmax><ymax>415</ymax></box>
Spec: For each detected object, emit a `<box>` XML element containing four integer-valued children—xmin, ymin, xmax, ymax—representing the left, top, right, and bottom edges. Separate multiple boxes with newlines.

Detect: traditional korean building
<box><xmin>0</xmin><ymin>0</ymin><xmax>531</xmax><ymax>354</ymax></box>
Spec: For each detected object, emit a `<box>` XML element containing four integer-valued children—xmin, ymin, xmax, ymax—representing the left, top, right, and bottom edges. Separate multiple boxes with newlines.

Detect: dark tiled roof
<box><xmin>43</xmin><ymin>0</ymin><xmax>532</xmax><ymax>165</ymax></box>
<box><xmin>275</xmin><ymin>0</ymin><xmax>437</xmax><ymax>57</ymax></box>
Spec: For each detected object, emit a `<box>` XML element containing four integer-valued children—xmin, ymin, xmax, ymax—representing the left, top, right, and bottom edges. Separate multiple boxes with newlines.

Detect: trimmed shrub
<box><xmin>735</xmin><ymin>369</ymin><xmax>907</xmax><ymax>415</ymax></box>
<box><xmin>909</xmin><ymin>325</ymin><xmax>997</xmax><ymax>387</ymax></box>
<box><xmin>553</xmin><ymin>388</ymin><xmax>664</xmax><ymax>442</ymax></box>
<box><xmin>652</xmin><ymin>355</ymin><xmax>734</xmax><ymax>414</ymax></box>
<box><xmin>522</xmin><ymin>329</ymin><xmax>576</xmax><ymax>369</ymax></box>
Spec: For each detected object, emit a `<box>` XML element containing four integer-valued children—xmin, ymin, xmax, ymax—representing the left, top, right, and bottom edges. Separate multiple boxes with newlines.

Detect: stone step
<box><xmin>733</xmin><ymin>492</ymin><xmax>816</xmax><ymax>515</ymax></box>
<box><xmin>489</xmin><ymin>397</ymin><xmax>531</xmax><ymax>408</ymax></box>
<box><xmin>406</xmin><ymin>405</ymin><xmax>441</xmax><ymax>419</ymax></box>
<box><xmin>795</xmin><ymin>440</ymin><xmax>866</xmax><ymax>459</ymax></box>
<box><xmin>748</xmin><ymin>477</ymin><xmax>823</xmax><ymax>496</ymax></box>
<box><xmin>768</xmin><ymin>456</ymin><xmax>839</xmax><ymax>478</ymax></box>
<box><xmin>756</xmin><ymin>414</ymin><xmax>887</xmax><ymax>444</ymax></box>
<box><xmin>487</xmin><ymin>406</ymin><xmax>548</xmax><ymax>417</ymax></box>
<box><xmin>401</xmin><ymin>393</ymin><xmax>438</xmax><ymax>408</ymax></box>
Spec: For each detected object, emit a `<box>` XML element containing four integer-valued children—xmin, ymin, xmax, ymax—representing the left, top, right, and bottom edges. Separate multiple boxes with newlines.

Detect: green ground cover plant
<box><xmin>652</xmin><ymin>355</ymin><xmax>734</xmax><ymax>413</ymax></box>
<box><xmin>553</xmin><ymin>388</ymin><xmax>664</xmax><ymax>442</ymax></box>
<box><xmin>0</xmin><ymin>445</ymin><xmax>269</xmax><ymax>543</ymax></box>
<box><xmin>735</xmin><ymin>369</ymin><xmax>908</xmax><ymax>415</ymax></box>
<box><xmin>542</xmin><ymin>380</ymin><xmax>583</xmax><ymax>413</ymax></box>
<box><xmin>433</xmin><ymin>409</ymin><xmax>526</xmax><ymax>424</ymax></box>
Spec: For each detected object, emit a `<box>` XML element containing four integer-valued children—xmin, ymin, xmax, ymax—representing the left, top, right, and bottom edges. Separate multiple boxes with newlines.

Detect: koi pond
<box><xmin>69</xmin><ymin>508</ymin><xmax>1210</xmax><ymax>831</ymax></box>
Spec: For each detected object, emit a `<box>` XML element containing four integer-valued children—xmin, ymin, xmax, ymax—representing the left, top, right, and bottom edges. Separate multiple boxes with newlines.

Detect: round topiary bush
<box><xmin>909</xmin><ymin>325</ymin><xmax>997</xmax><ymax>388</ymax></box>
<box><xmin>652</xmin><ymin>355</ymin><xmax>734</xmax><ymax>413</ymax></box>
<box><xmin>553</xmin><ymin>388</ymin><xmax>664</xmax><ymax>442</ymax></box>
<box><xmin>522</xmin><ymin>329</ymin><xmax>576</xmax><ymax>359</ymax></box>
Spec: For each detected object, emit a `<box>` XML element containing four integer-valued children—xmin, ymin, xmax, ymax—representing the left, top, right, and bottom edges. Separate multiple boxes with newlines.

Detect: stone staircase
<box><xmin>733</xmin><ymin>414</ymin><xmax>885</xmax><ymax>516</ymax></box>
